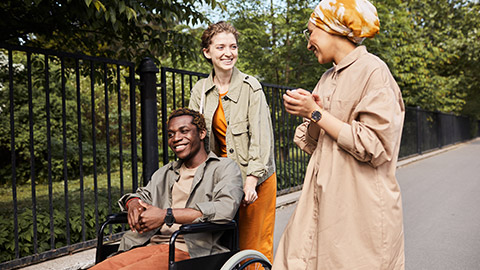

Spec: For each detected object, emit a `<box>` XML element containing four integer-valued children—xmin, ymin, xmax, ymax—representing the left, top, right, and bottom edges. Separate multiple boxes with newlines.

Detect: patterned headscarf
<box><xmin>310</xmin><ymin>0</ymin><xmax>380</xmax><ymax>44</ymax></box>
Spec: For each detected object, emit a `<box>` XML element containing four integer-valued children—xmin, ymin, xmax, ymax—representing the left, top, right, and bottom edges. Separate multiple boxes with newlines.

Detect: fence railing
<box><xmin>0</xmin><ymin>44</ymin><xmax>140</xmax><ymax>269</ymax></box>
<box><xmin>0</xmin><ymin>45</ymin><xmax>478</xmax><ymax>268</ymax></box>
<box><xmin>399</xmin><ymin>106</ymin><xmax>472</xmax><ymax>158</ymax></box>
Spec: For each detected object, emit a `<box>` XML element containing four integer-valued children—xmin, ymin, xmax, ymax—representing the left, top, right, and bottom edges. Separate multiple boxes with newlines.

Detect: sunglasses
<box><xmin>303</xmin><ymin>29</ymin><xmax>310</xmax><ymax>42</ymax></box>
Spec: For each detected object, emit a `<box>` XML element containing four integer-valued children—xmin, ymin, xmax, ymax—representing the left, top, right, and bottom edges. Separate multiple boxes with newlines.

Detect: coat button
<box><xmin>245</xmin><ymin>76</ymin><xmax>249</xmax><ymax>79</ymax></box>
<box><xmin>229</xmin><ymin>149</ymin><xmax>234</xmax><ymax>154</ymax></box>
<box><xmin>223</xmin><ymin>96</ymin><xmax>228</xmax><ymax>101</ymax></box>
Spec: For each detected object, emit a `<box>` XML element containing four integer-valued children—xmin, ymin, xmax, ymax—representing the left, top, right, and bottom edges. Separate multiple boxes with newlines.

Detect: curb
<box><xmin>276</xmin><ymin>190</ymin><xmax>302</xmax><ymax>209</ymax></box>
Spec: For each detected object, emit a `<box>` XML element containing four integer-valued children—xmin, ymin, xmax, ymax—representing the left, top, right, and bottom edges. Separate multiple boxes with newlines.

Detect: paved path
<box><xmin>398</xmin><ymin>138</ymin><xmax>480</xmax><ymax>269</ymax></box>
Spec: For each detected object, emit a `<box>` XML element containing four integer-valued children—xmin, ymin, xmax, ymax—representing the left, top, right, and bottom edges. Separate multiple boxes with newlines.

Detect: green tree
<box><xmin>367</xmin><ymin>0</ymin><xmax>479</xmax><ymax>115</ymax></box>
<box><xmin>218</xmin><ymin>0</ymin><xmax>326</xmax><ymax>90</ymax></box>
<box><xmin>0</xmin><ymin>0</ymin><xmax>223</xmax><ymax>64</ymax></box>
<box><xmin>210</xmin><ymin>0</ymin><xmax>480</xmax><ymax>117</ymax></box>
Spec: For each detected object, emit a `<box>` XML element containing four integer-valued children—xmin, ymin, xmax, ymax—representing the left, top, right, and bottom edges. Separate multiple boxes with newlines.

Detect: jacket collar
<box><xmin>332</xmin><ymin>45</ymin><xmax>368</xmax><ymax>74</ymax></box>
<box><xmin>225</xmin><ymin>67</ymin><xmax>243</xmax><ymax>103</ymax></box>
<box><xmin>205</xmin><ymin>67</ymin><xmax>243</xmax><ymax>103</ymax></box>
<box><xmin>168</xmin><ymin>151</ymin><xmax>220</xmax><ymax>193</ymax></box>
<box><xmin>169</xmin><ymin>151</ymin><xmax>220</xmax><ymax>176</ymax></box>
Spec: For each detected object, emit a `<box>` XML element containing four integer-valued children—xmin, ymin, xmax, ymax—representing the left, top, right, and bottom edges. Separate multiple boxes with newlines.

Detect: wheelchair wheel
<box><xmin>220</xmin><ymin>249</ymin><xmax>272</xmax><ymax>270</ymax></box>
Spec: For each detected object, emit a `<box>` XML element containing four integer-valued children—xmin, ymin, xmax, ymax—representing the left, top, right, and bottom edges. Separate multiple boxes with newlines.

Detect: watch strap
<box><xmin>164</xmin><ymin>208</ymin><xmax>175</xmax><ymax>227</ymax></box>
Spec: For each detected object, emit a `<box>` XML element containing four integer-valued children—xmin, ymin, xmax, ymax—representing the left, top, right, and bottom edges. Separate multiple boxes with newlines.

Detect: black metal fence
<box><xmin>0</xmin><ymin>44</ymin><xmax>478</xmax><ymax>268</ymax></box>
<box><xmin>0</xmin><ymin>44</ymin><xmax>140</xmax><ymax>269</ymax></box>
<box><xmin>399</xmin><ymin>106</ymin><xmax>472</xmax><ymax>158</ymax></box>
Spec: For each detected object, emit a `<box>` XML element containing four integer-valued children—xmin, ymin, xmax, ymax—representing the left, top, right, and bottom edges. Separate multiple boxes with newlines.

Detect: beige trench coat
<box><xmin>273</xmin><ymin>46</ymin><xmax>405</xmax><ymax>270</ymax></box>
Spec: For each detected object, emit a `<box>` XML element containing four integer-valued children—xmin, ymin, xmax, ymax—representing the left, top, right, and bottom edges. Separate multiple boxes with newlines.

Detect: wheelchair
<box><xmin>96</xmin><ymin>212</ymin><xmax>272</xmax><ymax>270</ymax></box>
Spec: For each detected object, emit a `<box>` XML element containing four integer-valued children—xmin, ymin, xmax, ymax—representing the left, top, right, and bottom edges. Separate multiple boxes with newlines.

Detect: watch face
<box><xmin>165</xmin><ymin>208</ymin><xmax>175</xmax><ymax>226</ymax></box>
<box><xmin>311</xmin><ymin>110</ymin><xmax>322</xmax><ymax>122</ymax></box>
<box><xmin>165</xmin><ymin>215</ymin><xmax>174</xmax><ymax>224</ymax></box>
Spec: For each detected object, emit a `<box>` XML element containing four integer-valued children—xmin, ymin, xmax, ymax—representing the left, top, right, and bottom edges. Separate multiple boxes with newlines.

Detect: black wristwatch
<box><xmin>311</xmin><ymin>109</ymin><xmax>322</xmax><ymax>122</ymax></box>
<box><xmin>164</xmin><ymin>208</ymin><xmax>175</xmax><ymax>227</ymax></box>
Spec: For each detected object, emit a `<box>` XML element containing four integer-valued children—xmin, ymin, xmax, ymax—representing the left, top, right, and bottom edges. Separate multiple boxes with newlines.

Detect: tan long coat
<box><xmin>273</xmin><ymin>46</ymin><xmax>405</xmax><ymax>270</ymax></box>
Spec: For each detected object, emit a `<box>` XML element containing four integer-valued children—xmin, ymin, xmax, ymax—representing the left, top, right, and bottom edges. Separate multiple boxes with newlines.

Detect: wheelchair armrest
<box><xmin>104</xmin><ymin>212</ymin><xmax>128</xmax><ymax>224</ymax></box>
<box><xmin>178</xmin><ymin>220</ymin><xmax>237</xmax><ymax>233</ymax></box>
<box><xmin>169</xmin><ymin>220</ymin><xmax>238</xmax><ymax>266</ymax></box>
<box><xmin>96</xmin><ymin>212</ymin><xmax>128</xmax><ymax>264</ymax></box>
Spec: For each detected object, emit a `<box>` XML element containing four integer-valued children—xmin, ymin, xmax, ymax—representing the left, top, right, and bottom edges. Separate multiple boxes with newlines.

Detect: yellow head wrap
<box><xmin>310</xmin><ymin>0</ymin><xmax>380</xmax><ymax>44</ymax></box>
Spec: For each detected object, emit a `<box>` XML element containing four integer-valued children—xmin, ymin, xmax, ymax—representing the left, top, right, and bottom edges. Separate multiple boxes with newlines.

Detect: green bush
<box><xmin>0</xmin><ymin>187</ymin><xmax>125</xmax><ymax>263</ymax></box>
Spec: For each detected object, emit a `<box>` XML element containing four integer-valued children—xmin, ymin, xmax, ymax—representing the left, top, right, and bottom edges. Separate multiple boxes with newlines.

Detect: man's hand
<box><xmin>126</xmin><ymin>198</ymin><xmax>144</xmax><ymax>232</ymax></box>
<box><xmin>242</xmin><ymin>175</ymin><xmax>258</xmax><ymax>206</ymax></box>
<box><xmin>136</xmin><ymin>200</ymin><xmax>165</xmax><ymax>234</ymax></box>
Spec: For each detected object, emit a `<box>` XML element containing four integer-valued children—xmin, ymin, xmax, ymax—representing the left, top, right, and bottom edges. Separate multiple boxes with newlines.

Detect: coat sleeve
<box><xmin>192</xmin><ymin>159</ymin><xmax>244</xmax><ymax>223</ymax></box>
<box><xmin>336</xmin><ymin>68</ymin><xmax>404</xmax><ymax>168</ymax></box>
<box><xmin>117</xmin><ymin>169</ymin><xmax>164</xmax><ymax>211</ymax></box>
<box><xmin>245</xmin><ymin>84</ymin><xmax>275</xmax><ymax>183</ymax></box>
<box><xmin>293</xmin><ymin>78</ymin><xmax>323</xmax><ymax>155</ymax></box>
<box><xmin>293</xmin><ymin>119</ymin><xmax>319</xmax><ymax>155</ymax></box>
<box><xmin>118</xmin><ymin>189</ymin><xmax>151</xmax><ymax>212</ymax></box>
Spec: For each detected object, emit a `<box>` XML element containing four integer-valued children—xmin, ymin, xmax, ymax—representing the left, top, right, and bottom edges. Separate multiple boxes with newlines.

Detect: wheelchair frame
<box><xmin>96</xmin><ymin>212</ymin><xmax>271</xmax><ymax>270</ymax></box>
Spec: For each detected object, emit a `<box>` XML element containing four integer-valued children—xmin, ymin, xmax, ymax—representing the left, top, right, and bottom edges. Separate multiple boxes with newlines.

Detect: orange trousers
<box><xmin>239</xmin><ymin>172</ymin><xmax>277</xmax><ymax>263</ymax></box>
<box><xmin>90</xmin><ymin>244</ymin><xmax>190</xmax><ymax>270</ymax></box>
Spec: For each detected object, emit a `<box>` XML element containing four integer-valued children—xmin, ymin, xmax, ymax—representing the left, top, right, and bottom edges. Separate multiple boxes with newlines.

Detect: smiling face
<box><xmin>167</xmin><ymin>115</ymin><xmax>207</xmax><ymax>162</ymax></box>
<box><xmin>203</xmin><ymin>32</ymin><xmax>238</xmax><ymax>73</ymax></box>
<box><xmin>306</xmin><ymin>21</ymin><xmax>337</xmax><ymax>64</ymax></box>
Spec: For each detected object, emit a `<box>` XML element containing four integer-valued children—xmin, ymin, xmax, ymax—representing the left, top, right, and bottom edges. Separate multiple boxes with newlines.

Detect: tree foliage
<box><xmin>2</xmin><ymin>0</ymin><xmax>478</xmax><ymax>115</ymax></box>
<box><xmin>0</xmin><ymin>0</ymin><xmax>223</xmax><ymax>65</ymax></box>
<box><xmin>212</xmin><ymin>0</ymin><xmax>326</xmax><ymax>90</ymax></box>
<box><xmin>1</xmin><ymin>0</ymin><xmax>479</xmax><ymax>187</ymax></box>
<box><xmin>202</xmin><ymin>0</ymin><xmax>480</xmax><ymax>117</ymax></box>
<box><xmin>367</xmin><ymin>0</ymin><xmax>479</xmax><ymax>115</ymax></box>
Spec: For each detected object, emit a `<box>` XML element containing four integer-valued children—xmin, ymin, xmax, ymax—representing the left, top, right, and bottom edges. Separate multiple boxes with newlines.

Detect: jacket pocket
<box><xmin>230</xmin><ymin>121</ymin><xmax>249</xmax><ymax>165</ymax></box>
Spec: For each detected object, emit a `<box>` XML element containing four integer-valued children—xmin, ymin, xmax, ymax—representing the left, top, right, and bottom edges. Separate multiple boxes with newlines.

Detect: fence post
<box><xmin>160</xmin><ymin>67</ymin><xmax>169</xmax><ymax>165</ymax></box>
<box><xmin>436</xmin><ymin>110</ymin><xmax>443</xmax><ymax>149</ymax></box>
<box><xmin>416</xmin><ymin>106</ymin><xmax>422</xmax><ymax>155</ymax></box>
<box><xmin>138</xmin><ymin>58</ymin><xmax>159</xmax><ymax>186</ymax></box>
<box><xmin>478</xmin><ymin>120</ymin><xmax>480</xmax><ymax>137</ymax></box>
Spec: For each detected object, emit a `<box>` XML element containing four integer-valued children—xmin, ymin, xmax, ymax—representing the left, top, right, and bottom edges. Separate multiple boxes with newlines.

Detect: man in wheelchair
<box><xmin>92</xmin><ymin>108</ymin><xmax>244</xmax><ymax>269</ymax></box>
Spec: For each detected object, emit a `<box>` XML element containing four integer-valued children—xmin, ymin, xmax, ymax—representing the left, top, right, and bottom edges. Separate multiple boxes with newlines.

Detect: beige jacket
<box><xmin>189</xmin><ymin>67</ymin><xmax>275</xmax><ymax>185</ymax></box>
<box><xmin>117</xmin><ymin>152</ymin><xmax>243</xmax><ymax>258</ymax></box>
<box><xmin>273</xmin><ymin>46</ymin><xmax>405</xmax><ymax>269</ymax></box>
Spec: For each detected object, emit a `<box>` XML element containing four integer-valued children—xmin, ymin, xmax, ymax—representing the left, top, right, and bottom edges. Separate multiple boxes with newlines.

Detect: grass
<box><xmin>0</xmin><ymin>168</ymin><xmax>136</xmax><ymax>216</ymax></box>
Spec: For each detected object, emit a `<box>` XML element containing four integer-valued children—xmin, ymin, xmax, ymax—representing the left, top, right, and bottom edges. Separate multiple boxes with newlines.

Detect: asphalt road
<box><xmin>399</xmin><ymin>139</ymin><xmax>480</xmax><ymax>269</ymax></box>
<box><xmin>274</xmin><ymin>138</ymin><xmax>480</xmax><ymax>269</ymax></box>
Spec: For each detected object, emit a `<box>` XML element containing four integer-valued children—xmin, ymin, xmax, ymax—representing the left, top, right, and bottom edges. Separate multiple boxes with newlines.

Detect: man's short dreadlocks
<box><xmin>167</xmin><ymin>108</ymin><xmax>206</xmax><ymax>133</ymax></box>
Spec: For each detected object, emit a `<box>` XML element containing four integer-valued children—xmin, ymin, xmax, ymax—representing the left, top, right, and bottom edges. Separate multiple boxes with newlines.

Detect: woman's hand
<box><xmin>242</xmin><ymin>176</ymin><xmax>259</xmax><ymax>206</ymax></box>
<box><xmin>285</xmin><ymin>89</ymin><xmax>344</xmax><ymax>141</ymax></box>
<box><xmin>283</xmin><ymin>89</ymin><xmax>322</xmax><ymax>118</ymax></box>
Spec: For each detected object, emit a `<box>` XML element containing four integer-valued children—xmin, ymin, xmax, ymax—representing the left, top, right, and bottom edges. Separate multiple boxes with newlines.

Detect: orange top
<box><xmin>212</xmin><ymin>91</ymin><xmax>228</xmax><ymax>157</ymax></box>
